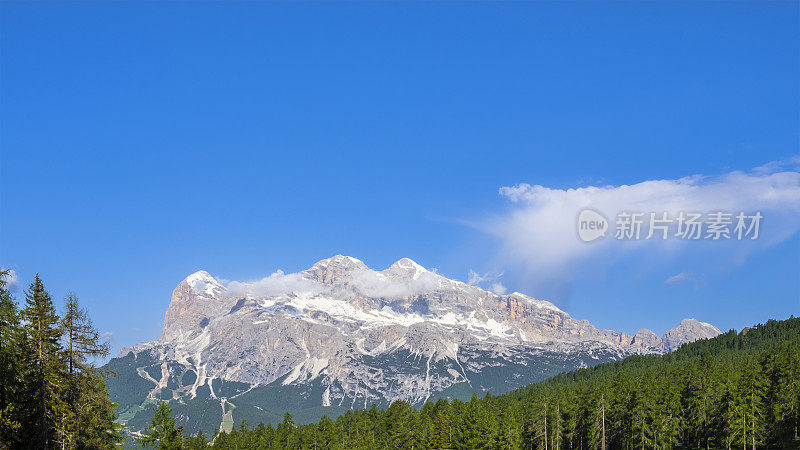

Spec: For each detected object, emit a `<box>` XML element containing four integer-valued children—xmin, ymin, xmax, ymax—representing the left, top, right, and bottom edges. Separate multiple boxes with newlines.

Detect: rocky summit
<box><xmin>106</xmin><ymin>255</ymin><xmax>721</xmax><ymax>435</ymax></box>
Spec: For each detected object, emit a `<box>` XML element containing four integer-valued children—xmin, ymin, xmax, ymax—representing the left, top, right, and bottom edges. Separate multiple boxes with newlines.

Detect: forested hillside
<box><xmin>157</xmin><ymin>316</ymin><xmax>799</xmax><ymax>449</ymax></box>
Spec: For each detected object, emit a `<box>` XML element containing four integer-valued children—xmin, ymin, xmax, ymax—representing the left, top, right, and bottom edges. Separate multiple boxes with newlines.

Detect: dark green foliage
<box><xmin>209</xmin><ymin>316</ymin><xmax>800</xmax><ymax>449</ymax></box>
<box><xmin>0</xmin><ymin>270</ymin><xmax>121</xmax><ymax>449</ymax></box>
<box><xmin>61</xmin><ymin>293</ymin><xmax>121</xmax><ymax>448</ymax></box>
<box><xmin>183</xmin><ymin>429</ymin><xmax>208</xmax><ymax>450</ymax></box>
<box><xmin>139</xmin><ymin>401</ymin><xmax>184</xmax><ymax>449</ymax></box>
<box><xmin>20</xmin><ymin>275</ymin><xmax>66</xmax><ymax>449</ymax></box>
<box><xmin>0</xmin><ymin>269</ymin><xmax>23</xmax><ymax>446</ymax></box>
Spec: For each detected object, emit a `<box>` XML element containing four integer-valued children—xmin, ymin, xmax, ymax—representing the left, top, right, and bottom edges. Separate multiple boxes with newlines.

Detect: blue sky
<box><xmin>1</xmin><ymin>2</ymin><xmax>798</xmax><ymax>357</ymax></box>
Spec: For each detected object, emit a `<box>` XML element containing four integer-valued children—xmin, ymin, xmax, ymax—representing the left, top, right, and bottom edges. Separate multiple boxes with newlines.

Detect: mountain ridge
<box><xmin>111</xmin><ymin>255</ymin><xmax>721</xmax><ymax>434</ymax></box>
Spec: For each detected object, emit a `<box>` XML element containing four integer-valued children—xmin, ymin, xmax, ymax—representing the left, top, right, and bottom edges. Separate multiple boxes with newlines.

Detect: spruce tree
<box><xmin>139</xmin><ymin>401</ymin><xmax>183</xmax><ymax>449</ymax></box>
<box><xmin>738</xmin><ymin>357</ymin><xmax>767</xmax><ymax>449</ymax></box>
<box><xmin>763</xmin><ymin>340</ymin><xmax>800</xmax><ymax>442</ymax></box>
<box><xmin>316</xmin><ymin>415</ymin><xmax>337</xmax><ymax>449</ymax></box>
<box><xmin>386</xmin><ymin>400</ymin><xmax>419</xmax><ymax>450</ymax></box>
<box><xmin>720</xmin><ymin>371</ymin><xmax>746</xmax><ymax>449</ymax></box>
<box><xmin>276</xmin><ymin>411</ymin><xmax>298</xmax><ymax>448</ymax></box>
<box><xmin>0</xmin><ymin>269</ymin><xmax>22</xmax><ymax>447</ymax></box>
<box><xmin>495</xmin><ymin>405</ymin><xmax>521</xmax><ymax>450</ymax></box>
<box><xmin>20</xmin><ymin>275</ymin><xmax>66</xmax><ymax>449</ymax></box>
<box><xmin>183</xmin><ymin>429</ymin><xmax>208</xmax><ymax>449</ymax></box>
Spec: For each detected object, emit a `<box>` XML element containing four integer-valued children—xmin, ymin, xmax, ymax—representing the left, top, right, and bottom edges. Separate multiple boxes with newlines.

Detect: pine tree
<box><xmin>20</xmin><ymin>275</ymin><xmax>66</xmax><ymax>449</ymax></box>
<box><xmin>434</xmin><ymin>406</ymin><xmax>453</xmax><ymax>449</ymax></box>
<box><xmin>494</xmin><ymin>405</ymin><xmax>521</xmax><ymax>450</ymax></box>
<box><xmin>316</xmin><ymin>415</ymin><xmax>337</xmax><ymax>449</ymax></box>
<box><xmin>276</xmin><ymin>411</ymin><xmax>298</xmax><ymax>449</ymax></box>
<box><xmin>738</xmin><ymin>357</ymin><xmax>767</xmax><ymax>450</ymax></box>
<box><xmin>257</xmin><ymin>424</ymin><xmax>276</xmax><ymax>449</ymax></box>
<box><xmin>386</xmin><ymin>400</ymin><xmax>419</xmax><ymax>450</ymax></box>
<box><xmin>720</xmin><ymin>371</ymin><xmax>745</xmax><ymax>450</ymax></box>
<box><xmin>657</xmin><ymin>372</ymin><xmax>683</xmax><ymax>450</ymax></box>
<box><xmin>74</xmin><ymin>373</ymin><xmax>123</xmax><ymax>448</ymax></box>
<box><xmin>684</xmin><ymin>353</ymin><xmax>717</xmax><ymax>449</ymax></box>
<box><xmin>60</xmin><ymin>293</ymin><xmax>117</xmax><ymax>448</ymax></box>
<box><xmin>455</xmin><ymin>394</ymin><xmax>495</xmax><ymax>449</ymax></box>
<box><xmin>0</xmin><ymin>269</ymin><xmax>22</xmax><ymax>447</ymax></box>
<box><xmin>588</xmin><ymin>392</ymin><xmax>606</xmax><ymax>450</ymax></box>
<box><xmin>139</xmin><ymin>401</ymin><xmax>183</xmax><ymax>449</ymax></box>
<box><xmin>183</xmin><ymin>429</ymin><xmax>208</xmax><ymax>449</ymax></box>
<box><xmin>763</xmin><ymin>340</ymin><xmax>800</xmax><ymax>442</ymax></box>
<box><xmin>630</xmin><ymin>378</ymin><xmax>653</xmax><ymax>450</ymax></box>
<box><xmin>61</xmin><ymin>293</ymin><xmax>108</xmax><ymax>398</ymax></box>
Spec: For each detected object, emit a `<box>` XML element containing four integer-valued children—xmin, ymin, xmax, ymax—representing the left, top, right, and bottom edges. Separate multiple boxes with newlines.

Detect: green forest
<box><xmin>1</xmin><ymin>269</ymin><xmax>798</xmax><ymax>449</ymax></box>
<box><xmin>191</xmin><ymin>316</ymin><xmax>800</xmax><ymax>450</ymax></box>
<box><xmin>0</xmin><ymin>270</ymin><xmax>121</xmax><ymax>449</ymax></box>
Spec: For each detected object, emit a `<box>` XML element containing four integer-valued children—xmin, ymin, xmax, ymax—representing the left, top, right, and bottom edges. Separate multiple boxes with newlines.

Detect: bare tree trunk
<box><xmin>544</xmin><ymin>402</ymin><xmax>548</xmax><ymax>450</ymax></box>
<box><xmin>601</xmin><ymin>394</ymin><xmax>606</xmax><ymax>450</ymax></box>
<box><xmin>751</xmin><ymin>400</ymin><xmax>755</xmax><ymax>450</ymax></box>
<box><xmin>743</xmin><ymin>407</ymin><xmax>746</xmax><ymax>450</ymax></box>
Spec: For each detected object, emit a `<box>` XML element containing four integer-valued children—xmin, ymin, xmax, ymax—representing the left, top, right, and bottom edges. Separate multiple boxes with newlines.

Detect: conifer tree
<box><xmin>630</xmin><ymin>378</ymin><xmax>653</xmax><ymax>450</ymax></box>
<box><xmin>455</xmin><ymin>394</ymin><xmax>495</xmax><ymax>449</ymax></box>
<box><xmin>494</xmin><ymin>405</ymin><xmax>520</xmax><ymax>450</ymax></box>
<box><xmin>60</xmin><ymin>293</ymin><xmax>117</xmax><ymax>448</ymax></box>
<box><xmin>0</xmin><ymin>269</ymin><xmax>22</xmax><ymax>447</ymax></box>
<box><xmin>20</xmin><ymin>275</ymin><xmax>66</xmax><ymax>449</ymax></box>
<box><xmin>386</xmin><ymin>400</ymin><xmax>419</xmax><ymax>450</ymax></box>
<box><xmin>738</xmin><ymin>357</ymin><xmax>767</xmax><ymax>450</ymax></box>
<box><xmin>276</xmin><ymin>411</ymin><xmax>298</xmax><ymax>448</ymax></box>
<box><xmin>684</xmin><ymin>353</ymin><xmax>717</xmax><ymax>449</ymax></box>
<box><xmin>139</xmin><ymin>401</ymin><xmax>183</xmax><ymax>449</ymax></box>
<box><xmin>763</xmin><ymin>340</ymin><xmax>800</xmax><ymax>441</ymax></box>
<box><xmin>316</xmin><ymin>415</ymin><xmax>337</xmax><ymax>449</ymax></box>
<box><xmin>183</xmin><ymin>429</ymin><xmax>208</xmax><ymax>450</ymax></box>
<box><xmin>720</xmin><ymin>371</ymin><xmax>745</xmax><ymax>450</ymax></box>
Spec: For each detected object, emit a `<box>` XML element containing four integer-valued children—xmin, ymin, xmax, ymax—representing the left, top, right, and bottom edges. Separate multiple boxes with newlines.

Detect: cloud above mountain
<box><xmin>224</xmin><ymin>259</ymin><xmax>446</xmax><ymax>300</ymax></box>
<box><xmin>483</xmin><ymin>158</ymin><xmax>800</xmax><ymax>288</ymax></box>
<box><xmin>226</xmin><ymin>270</ymin><xmax>322</xmax><ymax>297</ymax></box>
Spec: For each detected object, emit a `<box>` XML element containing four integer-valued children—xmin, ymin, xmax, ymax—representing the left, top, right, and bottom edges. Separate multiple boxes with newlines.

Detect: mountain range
<box><xmin>105</xmin><ymin>255</ymin><xmax>721</xmax><ymax>436</ymax></box>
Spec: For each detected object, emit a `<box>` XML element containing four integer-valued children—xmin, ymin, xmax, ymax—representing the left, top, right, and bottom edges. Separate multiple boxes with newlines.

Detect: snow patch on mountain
<box><xmin>120</xmin><ymin>255</ymin><xmax>722</xmax><ymax>408</ymax></box>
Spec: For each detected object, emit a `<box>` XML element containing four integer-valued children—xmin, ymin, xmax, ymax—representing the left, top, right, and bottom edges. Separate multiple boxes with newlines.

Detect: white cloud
<box><xmin>467</xmin><ymin>269</ymin><xmax>503</xmax><ymax>285</ymax></box>
<box><xmin>484</xmin><ymin>160</ymin><xmax>800</xmax><ymax>287</ymax></box>
<box><xmin>467</xmin><ymin>269</ymin><xmax>507</xmax><ymax>295</ymax></box>
<box><xmin>227</xmin><ymin>270</ymin><xmax>322</xmax><ymax>298</ymax></box>
<box><xmin>225</xmin><ymin>264</ymin><xmax>443</xmax><ymax>300</ymax></box>
<box><xmin>490</xmin><ymin>282</ymin><xmax>507</xmax><ymax>295</ymax></box>
<box><xmin>0</xmin><ymin>270</ymin><xmax>18</xmax><ymax>292</ymax></box>
<box><xmin>350</xmin><ymin>270</ymin><xmax>441</xmax><ymax>298</ymax></box>
<box><xmin>467</xmin><ymin>269</ymin><xmax>486</xmax><ymax>285</ymax></box>
<box><xmin>665</xmin><ymin>272</ymin><xmax>688</xmax><ymax>284</ymax></box>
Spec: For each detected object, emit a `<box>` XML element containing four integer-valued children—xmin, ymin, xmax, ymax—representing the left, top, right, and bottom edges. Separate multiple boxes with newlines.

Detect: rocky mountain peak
<box><xmin>384</xmin><ymin>257</ymin><xmax>429</xmax><ymax>279</ymax></box>
<box><xmin>662</xmin><ymin>318</ymin><xmax>721</xmax><ymax>352</ymax></box>
<box><xmin>632</xmin><ymin>328</ymin><xmax>662</xmax><ymax>350</ymax></box>
<box><xmin>161</xmin><ymin>270</ymin><xmax>227</xmax><ymax>340</ymax></box>
<box><xmin>123</xmin><ymin>256</ymin><xmax>724</xmax><ymax>414</ymax></box>
<box><xmin>183</xmin><ymin>270</ymin><xmax>226</xmax><ymax>298</ymax></box>
<box><xmin>507</xmin><ymin>292</ymin><xmax>563</xmax><ymax>313</ymax></box>
<box><xmin>302</xmin><ymin>255</ymin><xmax>368</xmax><ymax>284</ymax></box>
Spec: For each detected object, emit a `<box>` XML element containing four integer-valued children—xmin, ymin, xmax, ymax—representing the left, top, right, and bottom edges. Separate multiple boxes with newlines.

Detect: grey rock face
<box><xmin>121</xmin><ymin>255</ymin><xmax>721</xmax><ymax>407</ymax></box>
<box><xmin>662</xmin><ymin>318</ymin><xmax>722</xmax><ymax>352</ymax></box>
